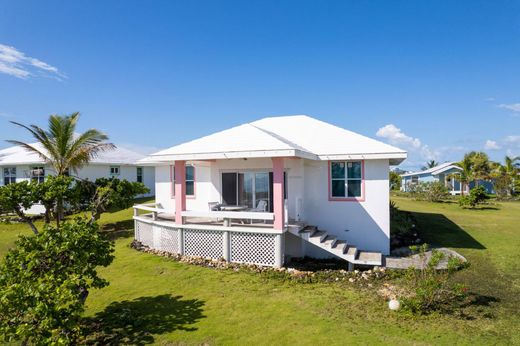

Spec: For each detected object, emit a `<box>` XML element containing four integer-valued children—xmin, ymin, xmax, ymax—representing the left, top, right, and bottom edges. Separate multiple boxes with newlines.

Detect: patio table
<box><xmin>220</xmin><ymin>205</ymin><xmax>248</xmax><ymax>226</ymax></box>
<box><xmin>220</xmin><ymin>205</ymin><xmax>248</xmax><ymax>211</ymax></box>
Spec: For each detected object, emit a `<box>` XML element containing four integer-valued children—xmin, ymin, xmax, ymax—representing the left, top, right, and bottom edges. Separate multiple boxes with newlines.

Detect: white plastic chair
<box><xmin>248</xmin><ymin>200</ymin><xmax>268</xmax><ymax>224</ymax></box>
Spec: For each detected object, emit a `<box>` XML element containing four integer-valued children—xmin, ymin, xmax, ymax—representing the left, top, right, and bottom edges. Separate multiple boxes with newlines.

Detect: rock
<box><xmin>388</xmin><ymin>299</ymin><xmax>400</xmax><ymax>311</ymax></box>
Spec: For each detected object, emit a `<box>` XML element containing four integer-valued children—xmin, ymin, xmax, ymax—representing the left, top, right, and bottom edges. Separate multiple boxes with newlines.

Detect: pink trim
<box><xmin>170</xmin><ymin>164</ymin><xmax>196</xmax><ymax>199</ymax></box>
<box><xmin>327</xmin><ymin>160</ymin><xmax>365</xmax><ymax>202</ymax></box>
<box><xmin>174</xmin><ymin>161</ymin><xmax>186</xmax><ymax>224</ymax></box>
<box><xmin>272</xmin><ymin>157</ymin><xmax>285</xmax><ymax>230</ymax></box>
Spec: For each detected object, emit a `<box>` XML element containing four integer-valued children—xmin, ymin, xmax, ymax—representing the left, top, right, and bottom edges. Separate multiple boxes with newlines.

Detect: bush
<box><xmin>390</xmin><ymin>201</ymin><xmax>419</xmax><ymax>248</ymax></box>
<box><xmin>389</xmin><ymin>171</ymin><xmax>402</xmax><ymax>190</ymax></box>
<box><xmin>408</xmin><ymin>182</ymin><xmax>450</xmax><ymax>202</ymax></box>
<box><xmin>459</xmin><ymin>185</ymin><xmax>490</xmax><ymax>208</ymax></box>
<box><xmin>0</xmin><ymin>220</ymin><xmax>114</xmax><ymax>344</ymax></box>
<box><xmin>401</xmin><ymin>244</ymin><xmax>468</xmax><ymax>314</ymax></box>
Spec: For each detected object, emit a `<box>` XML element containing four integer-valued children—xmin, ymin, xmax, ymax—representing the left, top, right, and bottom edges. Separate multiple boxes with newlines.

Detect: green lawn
<box><xmin>1</xmin><ymin>198</ymin><xmax>519</xmax><ymax>345</ymax></box>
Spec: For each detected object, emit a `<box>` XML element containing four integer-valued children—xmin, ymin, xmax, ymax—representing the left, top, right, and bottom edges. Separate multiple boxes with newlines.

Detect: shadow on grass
<box><xmin>410</xmin><ymin>211</ymin><xmax>485</xmax><ymax>250</ymax></box>
<box><xmin>101</xmin><ymin>219</ymin><xmax>135</xmax><ymax>240</ymax></box>
<box><xmin>83</xmin><ymin>294</ymin><xmax>205</xmax><ymax>345</ymax></box>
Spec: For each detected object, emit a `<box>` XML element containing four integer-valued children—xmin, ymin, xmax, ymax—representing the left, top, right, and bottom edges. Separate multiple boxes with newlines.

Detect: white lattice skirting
<box><xmin>230</xmin><ymin>232</ymin><xmax>277</xmax><ymax>266</ymax></box>
<box><xmin>134</xmin><ymin>219</ymin><xmax>283</xmax><ymax>267</ymax></box>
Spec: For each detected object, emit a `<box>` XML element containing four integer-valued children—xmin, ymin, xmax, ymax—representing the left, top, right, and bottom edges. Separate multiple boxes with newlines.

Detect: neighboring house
<box><xmin>133</xmin><ymin>115</ymin><xmax>407</xmax><ymax>268</ymax></box>
<box><xmin>400</xmin><ymin>162</ymin><xmax>495</xmax><ymax>195</ymax></box>
<box><xmin>0</xmin><ymin>143</ymin><xmax>155</xmax><ymax>214</ymax></box>
<box><xmin>401</xmin><ymin>162</ymin><xmax>463</xmax><ymax>195</ymax></box>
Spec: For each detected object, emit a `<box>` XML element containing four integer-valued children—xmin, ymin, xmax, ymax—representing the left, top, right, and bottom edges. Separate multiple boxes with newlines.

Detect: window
<box><xmin>221</xmin><ymin>171</ymin><xmax>286</xmax><ymax>211</ymax></box>
<box><xmin>186</xmin><ymin>165</ymin><xmax>195</xmax><ymax>196</ymax></box>
<box><xmin>110</xmin><ymin>166</ymin><xmax>120</xmax><ymax>176</ymax></box>
<box><xmin>411</xmin><ymin>176</ymin><xmax>419</xmax><ymax>184</ymax></box>
<box><xmin>329</xmin><ymin>161</ymin><xmax>363</xmax><ymax>199</ymax></box>
<box><xmin>3</xmin><ymin>167</ymin><xmax>16</xmax><ymax>185</ymax></box>
<box><xmin>137</xmin><ymin>167</ymin><xmax>143</xmax><ymax>183</ymax></box>
<box><xmin>31</xmin><ymin>166</ymin><xmax>45</xmax><ymax>184</ymax></box>
<box><xmin>171</xmin><ymin>165</ymin><xmax>195</xmax><ymax>197</ymax></box>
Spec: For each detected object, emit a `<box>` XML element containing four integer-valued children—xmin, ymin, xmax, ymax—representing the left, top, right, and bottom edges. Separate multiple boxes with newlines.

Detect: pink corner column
<box><xmin>272</xmin><ymin>157</ymin><xmax>285</xmax><ymax>230</ymax></box>
<box><xmin>174</xmin><ymin>160</ymin><xmax>186</xmax><ymax>224</ymax></box>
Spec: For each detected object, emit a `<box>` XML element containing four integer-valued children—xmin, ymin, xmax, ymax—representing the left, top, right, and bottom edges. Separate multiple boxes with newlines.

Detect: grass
<box><xmin>1</xmin><ymin>198</ymin><xmax>519</xmax><ymax>344</ymax></box>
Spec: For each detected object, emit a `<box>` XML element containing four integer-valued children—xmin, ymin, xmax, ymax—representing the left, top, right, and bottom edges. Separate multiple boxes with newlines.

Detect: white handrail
<box><xmin>133</xmin><ymin>204</ymin><xmax>165</xmax><ymax>213</ymax></box>
<box><xmin>182</xmin><ymin>210</ymin><xmax>274</xmax><ymax>220</ymax></box>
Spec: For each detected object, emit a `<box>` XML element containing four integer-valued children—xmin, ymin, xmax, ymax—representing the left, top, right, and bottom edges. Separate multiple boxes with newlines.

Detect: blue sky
<box><xmin>1</xmin><ymin>0</ymin><xmax>519</xmax><ymax>169</ymax></box>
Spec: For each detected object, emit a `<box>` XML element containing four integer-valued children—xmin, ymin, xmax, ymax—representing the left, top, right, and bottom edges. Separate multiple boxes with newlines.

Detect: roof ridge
<box><xmin>249</xmin><ymin>123</ymin><xmax>314</xmax><ymax>155</ymax></box>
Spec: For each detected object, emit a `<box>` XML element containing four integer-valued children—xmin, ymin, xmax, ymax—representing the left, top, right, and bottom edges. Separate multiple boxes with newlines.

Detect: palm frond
<box><xmin>5</xmin><ymin>140</ymin><xmax>50</xmax><ymax>162</ymax></box>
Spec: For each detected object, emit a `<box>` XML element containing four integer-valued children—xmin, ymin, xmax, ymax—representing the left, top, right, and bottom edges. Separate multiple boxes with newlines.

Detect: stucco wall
<box><xmin>154</xmin><ymin>158</ymin><xmax>391</xmax><ymax>255</ymax></box>
<box><xmin>302</xmin><ymin>159</ymin><xmax>390</xmax><ymax>255</ymax></box>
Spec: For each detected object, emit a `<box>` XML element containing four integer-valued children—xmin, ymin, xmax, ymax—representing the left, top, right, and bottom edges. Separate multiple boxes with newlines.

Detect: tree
<box><xmin>7</xmin><ymin>112</ymin><xmax>115</xmax><ymax>227</ymax></box>
<box><xmin>491</xmin><ymin>156</ymin><xmax>519</xmax><ymax>198</ymax></box>
<box><xmin>469</xmin><ymin>151</ymin><xmax>492</xmax><ymax>184</ymax></box>
<box><xmin>421</xmin><ymin>160</ymin><xmax>438</xmax><ymax>170</ymax></box>
<box><xmin>452</xmin><ymin>154</ymin><xmax>473</xmax><ymax>196</ymax></box>
<box><xmin>0</xmin><ymin>220</ymin><xmax>114</xmax><ymax>344</ymax></box>
<box><xmin>0</xmin><ymin>181</ymin><xmax>39</xmax><ymax>234</ymax></box>
<box><xmin>35</xmin><ymin>175</ymin><xmax>76</xmax><ymax>223</ymax></box>
<box><xmin>74</xmin><ymin>178</ymin><xmax>150</xmax><ymax>221</ymax></box>
<box><xmin>389</xmin><ymin>171</ymin><xmax>402</xmax><ymax>190</ymax></box>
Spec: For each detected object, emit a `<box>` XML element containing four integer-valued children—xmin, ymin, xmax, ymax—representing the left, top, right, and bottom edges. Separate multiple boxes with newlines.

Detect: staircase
<box><xmin>290</xmin><ymin>225</ymin><xmax>383</xmax><ymax>267</ymax></box>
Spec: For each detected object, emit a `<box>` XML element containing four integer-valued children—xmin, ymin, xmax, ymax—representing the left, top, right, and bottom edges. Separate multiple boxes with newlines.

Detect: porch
<box><xmin>133</xmin><ymin>203</ymin><xmax>306</xmax><ymax>267</ymax></box>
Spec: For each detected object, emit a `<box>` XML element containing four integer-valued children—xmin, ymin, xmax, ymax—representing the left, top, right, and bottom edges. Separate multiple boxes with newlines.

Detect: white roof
<box><xmin>144</xmin><ymin>115</ymin><xmax>407</xmax><ymax>164</ymax></box>
<box><xmin>400</xmin><ymin>162</ymin><xmax>462</xmax><ymax>177</ymax></box>
<box><xmin>0</xmin><ymin>142</ymin><xmax>146</xmax><ymax>166</ymax></box>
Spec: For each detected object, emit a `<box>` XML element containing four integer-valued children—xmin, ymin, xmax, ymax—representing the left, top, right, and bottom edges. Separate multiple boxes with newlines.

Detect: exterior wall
<box><xmin>303</xmin><ymin>159</ymin><xmax>391</xmax><ymax>255</ymax></box>
<box><xmin>401</xmin><ymin>173</ymin><xmax>438</xmax><ymax>191</ymax></box>
<box><xmin>153</xmin><ymin>158</ymin><xmax>391</xmax><ymax>256</ymax></box>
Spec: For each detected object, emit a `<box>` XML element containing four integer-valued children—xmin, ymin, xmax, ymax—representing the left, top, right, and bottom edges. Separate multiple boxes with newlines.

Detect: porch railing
<box><xmin>133</xmin><ymin>203</ymin><xmax>276</xmax><ymax>226</ymax></box>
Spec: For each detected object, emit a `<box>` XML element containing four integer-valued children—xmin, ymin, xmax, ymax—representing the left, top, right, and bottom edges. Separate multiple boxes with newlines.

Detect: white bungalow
<box><xmin>133</xmin><ymin>115</ymin><xmax>407</xmax><ymax>268</ymax></box>
<box><xmin>0</xmin><ymin>143</ymin><xmax>155</xmax><ymax>214</ymax></box>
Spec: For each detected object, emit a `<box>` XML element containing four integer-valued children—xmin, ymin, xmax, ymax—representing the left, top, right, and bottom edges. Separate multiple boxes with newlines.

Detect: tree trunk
<box><xmin>56</xmin><ymin>197</ymin><xmax>63</xmax><ymax>230</ymax></box>
<box><xmin>15</xmin><ymin>207</ymin><xmax>38</xmax><ymax>235</ymax></box>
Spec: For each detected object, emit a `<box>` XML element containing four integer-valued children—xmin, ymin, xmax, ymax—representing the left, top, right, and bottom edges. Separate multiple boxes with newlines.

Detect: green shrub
<box><xmin>390</xmin><ymin>201</ymin><xmax>418</xmax><ymax>248</ymax></box>
<box><xmin>401</xmin><ymin>244</ymin><xmax>468</xmax><ymax>314</ymax></box>
<box><xmin>0</xmin><ymin>220</ymin><xmax>115</xmax><ymax>344</ymax></box>
<box><xmin>459</xmin><ymin>185</ymin><xmax>490</xmax><ymax>208</ymax></box>
<box><xmin>408</xmin><ymin>182</ymin><xmax>450</xmax><ymax>202</ymax></box>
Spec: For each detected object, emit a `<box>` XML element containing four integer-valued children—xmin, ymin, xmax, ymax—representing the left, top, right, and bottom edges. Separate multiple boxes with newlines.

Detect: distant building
<box><xmin>0</xmin><ymin>142</ymin><xmax>155</xmax><ymax>213</ymax></box>
<box><xmin>400</xmin><ymin>162</ymin><xmax>494</xmax><ymax>194</ymax></box>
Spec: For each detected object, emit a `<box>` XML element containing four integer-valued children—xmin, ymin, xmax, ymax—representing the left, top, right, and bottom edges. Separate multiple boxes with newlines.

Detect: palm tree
<box><xmin>469</xmin><ymin>151</ymin><xmax>492</xmax><ymax>184</ymax></box>
<box><xmin>421</xmin><ymin>160</ymin><xmax>438</xmax><ymax>170</ymax></box>
<box><xmin>494</xmin><ymin>156</ymin><xmax>520</xmax><ymax>196</ymax></box>
<box><xmin>8</xmin><ymin>112</ymin><xmax>115</xmax><ymax>227</ymax></box>
<box><xmin>452</xmin><ymin>153</ymin><xmax>474</xmax><ymax>195</ymax></box>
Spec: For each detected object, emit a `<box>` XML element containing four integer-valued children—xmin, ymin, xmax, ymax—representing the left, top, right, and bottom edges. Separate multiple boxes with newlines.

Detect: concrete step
<box><xmin>354</xmin><ymin>251</ymin><xmax>383</xmax><ymax>266</ymax></box>
<box><xmin>322</xmin><ymin>235</ymin><xmax>337</xmax><ymax>248</ymax></box>
<box><xmin>298</xmin><ymin>226</ymin><xmax>383</xmax><ymax>268</ymax></box>
<box><xmin>345</xmin><ymin>246</ymin><xmax>358</xmax><ymax>260</ymax></box>
<box><xmin>331</xmin><ymin>240</ymin><xmax>348</xmax><ymax>254</ymax></box>
<box><xmin>309</xmin><ymin>230</ymin><xmax>328</xmax><ymax>242</ymax></box>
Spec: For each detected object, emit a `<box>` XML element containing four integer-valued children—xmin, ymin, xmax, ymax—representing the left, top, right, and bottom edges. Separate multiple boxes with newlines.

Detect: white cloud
<box><xmin>497</xmin><ymin>103</ymin><xmax>520</xmax><ymax>112</ymax></box>
<box><xmin>484</xmin><ymin>140</ymin><xmax>501</xmax><ymax>150</ymax></box>
<box><xmin>0</xmin><ymin>43</ymin><xmax>66</xmax><ymax>80</ymax></box>
<box><xmin>505</xmin><ymin>135</ymin><xmax>520</xmax><ymax>146</ymax></box>
<box><xmin>376</xmin><ymin>124</ymin><xmax>422</xmax><ymax>149</ymax></box>
<box><xmin>376</xmin><ymin>124</ymin><xmax>446</xmax><ymax>168</ymax></box>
